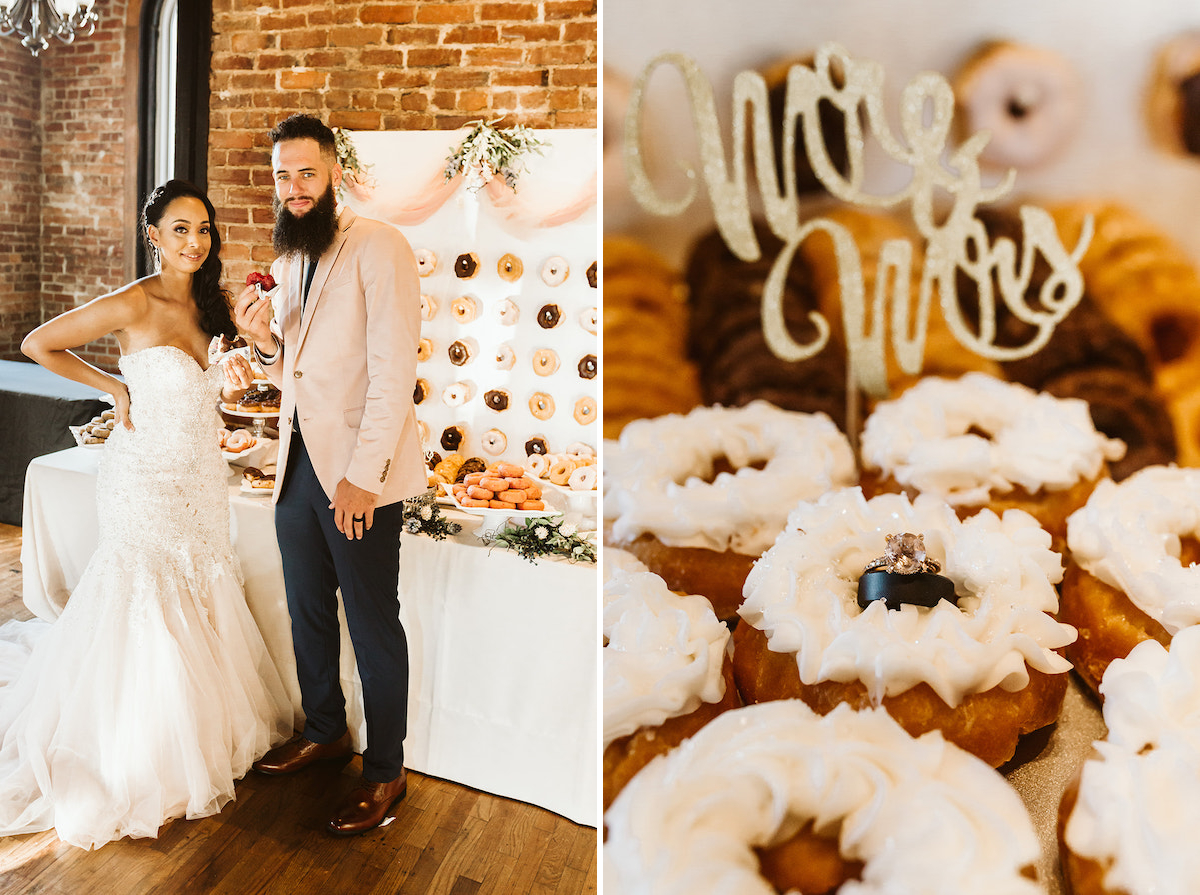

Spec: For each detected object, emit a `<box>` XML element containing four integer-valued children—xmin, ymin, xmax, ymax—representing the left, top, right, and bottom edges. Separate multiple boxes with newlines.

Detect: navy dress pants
<box><xmin>273</xmin><ymin>426</ymin><xmax>408</xmax><ymax>782</ymax></box>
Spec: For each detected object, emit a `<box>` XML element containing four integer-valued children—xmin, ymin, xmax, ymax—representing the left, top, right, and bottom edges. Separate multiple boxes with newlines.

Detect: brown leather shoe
<box><xmin>326</xmin><ymin>769</ymin><xmax>408</xmax><ymax>836</ymax></box>
<box><xmin>252</xmin><ymin>730</ymin><xmax>353</xmax><ymax>775</ymax></box>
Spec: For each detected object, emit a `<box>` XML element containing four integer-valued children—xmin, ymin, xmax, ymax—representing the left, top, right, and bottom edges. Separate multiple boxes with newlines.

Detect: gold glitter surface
<box><xmin>624</xmin><ymin>42</ymin><xmax>1094</xmax><ymax>399</ymax></box>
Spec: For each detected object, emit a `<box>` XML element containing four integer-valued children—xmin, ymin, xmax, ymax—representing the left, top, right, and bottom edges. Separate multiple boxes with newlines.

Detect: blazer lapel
<box><xmin>294</xmin><ymin>208</ymin><xmax>358</xmax><ymax>357</ymax></box>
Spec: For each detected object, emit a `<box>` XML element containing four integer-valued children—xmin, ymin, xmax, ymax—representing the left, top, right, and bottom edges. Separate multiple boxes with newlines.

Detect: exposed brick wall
<box><xmin>0</xmin><ymin>38</ymin><xmax>42</xmax><ymax>361</ymax></box>
<box><xmin>207</xmin><ymin>0</ymin><xmax>598</xmax><ymax>285</ymax></box>
<box><xmin>0</xmin><ymin>0</ymin><xmax>596</xmax><ymax>371</ymax></box>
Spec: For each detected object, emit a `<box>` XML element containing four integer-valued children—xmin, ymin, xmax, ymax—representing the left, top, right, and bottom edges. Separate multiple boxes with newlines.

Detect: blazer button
<box><xmin>294</xmin><ymin>370</ymin><xmax>303</xmax><ymax>378</ymax></box>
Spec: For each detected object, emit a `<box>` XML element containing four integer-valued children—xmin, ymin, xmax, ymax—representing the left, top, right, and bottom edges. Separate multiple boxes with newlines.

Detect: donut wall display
<box><xmin>340</xmin><ymin>130</ymin><xmax>597</xmax><ymax>466</ymax></box>
<box><xmin>602</xmin><ymin>5</ymin><xmax>1200</xmax><ymax>893</ymax></box>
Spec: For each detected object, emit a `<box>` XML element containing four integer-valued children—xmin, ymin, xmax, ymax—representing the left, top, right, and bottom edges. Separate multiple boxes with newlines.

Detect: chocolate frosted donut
<box><xmin>426</xmin><ymin>451</ymin><xmax>442</xmax><ymax>470</ymax></box>
<box><xmin>440</xmin><ymin>426</ymin><xmax>464</xmax><ymax>452</ymax></box>
<box><xmin>484</xmin><ymin>388</ymin><xmax>510</xmax><ymax>412</ymax></box>
<box><xmin>413</xmin><ymin>378</ymin><xmax>430</xmax><ymax>405</ymax></box>
<box><xmin>578</xmin><ymin>354</ymin><xmax>597</xmax><ymax>379</ymax></box>
<box><xmin>537</xmin><ymin>304</ymin><xmax>562</xmax><ymax>329</ymax></box>
<box><xmin>456</xmin><ymin>457</ymin><xmax>487</xmax><ymax>481</ymax></box>
<box><xmin>448</xmin><ymin>339</ymin><xmax>473</xmax><ymax>366</ymax></box>
<box><xmin>454</xmin><ymin>252</ymin><xmax>479</xmax><ymax>279</ymax></box>
<box><xmin>525</xmin><ymin>436</ymin><xmax>548</xmax><ymax>456</ymax></box>
<box><xmin>587</xmin><ymin>261</ymin><xmax>597</xmax><ymax>288</ymax></box>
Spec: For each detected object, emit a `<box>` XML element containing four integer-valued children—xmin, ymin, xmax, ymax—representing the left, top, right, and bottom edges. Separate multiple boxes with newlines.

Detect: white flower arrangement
<box><xmin>482</xmin><ymin>516</ymin><xmax>596</xmax><ymax>564</ymax></box>
<box><xmin>444</xmin><ymin>119</ymin><xmax>545</xmax><ymax>192</ymax></box>
<box><xmin>332</xmin><ymin>127</ymin><xmax>376</xmax><ymax>200</ymax></box>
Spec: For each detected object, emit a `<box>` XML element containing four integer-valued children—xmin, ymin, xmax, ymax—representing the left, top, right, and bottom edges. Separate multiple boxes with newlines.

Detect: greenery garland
<box><xmin>482</xmin><ymin>516</ymin><xmax>597</xmax><ymax>564</ymax></box>
<box><xmin>401</xmin><ymin>489</ymin><xmax>463</xmax><ymax>541</ymax></box>
<box><xmin>444</xmin><ymin>119</ymin><xmax>545</xmax><ymax>192</ymax></box>
<box><xmin>331</xmin><ymin>127</ymin><xmax>374</xmax><ymax>198</ymax></box>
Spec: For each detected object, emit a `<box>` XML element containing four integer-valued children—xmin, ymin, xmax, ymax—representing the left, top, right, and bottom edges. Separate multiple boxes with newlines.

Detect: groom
<box><xmin>233</xmin><ymin>113</ymin><xmax>425</xmax><ymax>835</ymax></box>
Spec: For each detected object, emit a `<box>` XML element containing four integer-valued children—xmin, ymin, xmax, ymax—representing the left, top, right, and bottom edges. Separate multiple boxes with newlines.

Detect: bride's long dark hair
<box><xmin>141</xmin><ymin>180</ymin><xmax>236</xmax><ymax>340</ymax></box>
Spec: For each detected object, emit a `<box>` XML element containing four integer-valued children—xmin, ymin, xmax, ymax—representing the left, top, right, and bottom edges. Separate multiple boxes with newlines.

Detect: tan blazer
<box><xmin>260</xmin><ymin>208</ymin><xmax>425</xmax><ymax>508</ymax></box>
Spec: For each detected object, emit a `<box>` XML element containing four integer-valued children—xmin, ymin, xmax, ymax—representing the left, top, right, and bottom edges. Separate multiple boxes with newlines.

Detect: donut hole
<box><xmin>1149</xmin><ymin>311</ymin><xmax>1200</xmax><ymax>365</ymax></box>
<box><xmin>964</xmin><ymin>424</ymin><xmax>995</xmax><ymax>441</ymax></box>
<box><xmin>754</xmin><ymin>821</ymin><xmax>863</xmax><ymax>895</ymax></box>
<box><xmin>1175</xmin><ymin>533</ymin><xmax>1200</xmax><ymax>567</ymax></box>
<box><xmin>704</xmin><ymin>455</ymin><xmax>769</xmax><ymax>482</ymax></box>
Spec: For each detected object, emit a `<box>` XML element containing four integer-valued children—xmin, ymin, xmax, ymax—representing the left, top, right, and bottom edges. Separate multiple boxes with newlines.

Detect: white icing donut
<box><xmin>526</xmin><ymin>454</ymin><xmax>550</xmax><ymax>477</ymax></box>
<box><xmin>603</xmin><ymin>566</ymin><xmax>730</xmax><ymax>748</ymax></box>
<box><xmin>603</xmin><ymin>547</ymin><xmax>649</xmax><ymax>581</ymax></box>
<box><xmin>442</xmin><ymin>381</ymin><xmax>472</xmax><ymax>407</ymax></box>
<box><xmin>579</xmin><ymin>305</ymin><xmax>597</xmax><ymax>334</ymax></box>
<box><xmin>417</xmin><ymin>420</ymin><xmax>429</xmax><ymax>447</ymax></box>
<box><xmin>604</xmin><ymin>401</ymin><xmax>856</xmax><ymax>555</ymax></box>
<box><xmin>497</xmin><ymin>298</ymin><xmax>520</xmax><ymax>325</ymax></box>
<box><xmin>419</xmin><ymin>294</ymin><xmax>437</xmax><ymax>321</ymax></box>
<box><xmin>861</xmin><ymin>373</ymin><xmax>1125</xmax><ymax>506</ymax></box>
<box><xmin>566</xmin><ymin>441</ymin><xmax>595</xmax><ymax>457</ymax></box>
<box><xmin>540</xmin><ymin>255</ymin><xmax>569</xmax><ymax>286</ymax></box>
<box><xmin>605</xmin><ymin>700</ymin><xmax>1043</xmax><ymax>895</ymax></box>
<box><xmin>1065</xmin><ymin>627</ymin><xmax>1200</xmax><ymax>895</ymax></box>
<box><xmin>1066</xmin><ymin>465</ymin><xmax>1200</xmax><ymax>634</ymax></box>
<box><xmin>414</xmin><ymin>248</ymin><xmax>437</xmax><ymax>277</ymax></box>
<box><xmin>955</xmin><ymin>42</ymin><xmax>1083</xmax><ymax>169</ymax></box>
<box><xmin>494</xmin><ymin>343</ymin><xmax>515</xmax><ymax>370</ymax></box>
<box><xmin>481</xmin><ymin>428</ymin><xmax>507</xmax><ymax>456</ymax></box>
<box><xmin>568</xmin><ymin>465</ymin><xmax>596</xmax><ymax>491</ymax></box>
<box><xmin>742</xmin><ymin>487</ymin><xmax>1073</xmax><ymax>707</ymax></box>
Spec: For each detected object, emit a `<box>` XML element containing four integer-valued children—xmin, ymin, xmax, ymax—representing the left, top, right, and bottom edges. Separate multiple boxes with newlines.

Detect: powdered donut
<box><xmin>861</xmin><ymin>372</ymin><xmax>1125</xmax><ymax>551</ymax></box>
<box><xmin>420</xmin><ymin>294</ymin><xmax>437</xmax><ymax>321</ymax></box>
<box><xmin>527</xmin><ymin>454</ymin><xmax>550</xmax><ymax>477</ymax></box>
<box><xmin>497</xmin><ymin>298</ymin><xmax>519</xmax><ymax>325</ymax></box>
<box><xmin>498</xmin><ymin>253</ymin><xmax>523</xmax><ymax>282</ymax></box>
<box><xmin>566</xmin><ymin>441</ymin><xmax>594</xmax><ymax>457</ymax></box>
<box><xmin>414</xmin><ymin>248</ymin><xmax>437</xmax><ymax>277</ymax></box>
<box><xmin>605</xmin><ymin>401</ymin><xmax>856</xmax><ymax>620</ymax></box>
<box><xmin>442</xmin><ymin>382</ymin><xmax>471</xmax><ymax>407</ymax></box>
<box><xmin>603</xmin><ymin>560</ymin><xmax>737</xmax><ymax>810</ymax></box>
<box><xmin>954</xmin><ymin>40</ymin><xmax>1083</xmax><ymax>169</ymax></box>
<box><xmin>529</xmin><ymin>392</ymin><xmax>555</xmax><ymax>421</ymax></box>
<box><xmin>1061</xmin><ymin>464</ymin><xmax>1200</xmax><ymax>694</ymax></box>
<box><xmin>494</xmin><ymin>343</ymin><xmax>515</xmax><ymax>370</ymax></box>
<box><xmin>450</xmin><ymin>295</ymin><xmax>479</xmax><ymax>323</ymax></box>
<box><xmin>605</xmin><ymin>700</ymin><xmax>1043</xmax><ymax>895</ymax></box>
<box><xmin>481</xmin><ymin>428</ymin><xmax>507</xmax><ymax>456</ymax></box>
<box><xmin>540</xmin><ymin>256</ymin><xmax>569</xmax><ymax>286</ymax></box>
<box><xmin>573</xmin><ymin>396</ymin><xmax>596</xmax><ymax>425</ymax></box>
<box><xmin>531</xmin><ymin>349</ymin><xmax>559</xmax><ymax>376</ymax></box>
<box><xmin>568</xmin><ymin>465</ymin><xmax>596</xmax><ymax>491</ymax></box>
<box><xmin>1060</xmin><ymin>628</ymin><xmax>1200</xmax><ymax>895</ymax></box>
<box><xmin>579</xmin><ymin>306</ymin><xmax>597</xmax><ymax>334</ymax></box>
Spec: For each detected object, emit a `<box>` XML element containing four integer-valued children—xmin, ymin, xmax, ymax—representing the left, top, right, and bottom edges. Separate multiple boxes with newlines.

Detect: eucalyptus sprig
<box><xmin>481</xmin><ymin>516</ymin><xmax>596</xmax><ymax>564</ymax></box>
<box><xmin>402</xmin><ymin>489</ymin><xmax>462</xmax><ymax>541</ymax></box>
<box><xmin>332</xmin><ymin>126</ymin><xmax>375</xmax><ymax>199</ymax></box>
<box><xmin>444</xmin><ymin>119</ymin><xmax>545</xmax><ymax>192</ymax></box>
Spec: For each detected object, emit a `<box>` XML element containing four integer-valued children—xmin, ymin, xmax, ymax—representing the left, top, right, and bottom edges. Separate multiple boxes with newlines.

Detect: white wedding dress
<box><xmin>0</xmin><ymin>345</ymin><xmax>293</xmax><ymax>849</ymax></box>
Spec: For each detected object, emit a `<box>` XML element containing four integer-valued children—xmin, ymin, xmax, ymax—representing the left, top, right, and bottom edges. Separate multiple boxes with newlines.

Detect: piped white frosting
<box><xmin>603</xmin><ymin>401</ymin><xmax>857</xmax><ymax>555</ymax></box>
<box><xmin>740</xmin><ymin>488</ymin><xmax>1074</xmax><ymax>707</ymax></box>
<box><xmin>1065</xmin><ymin>627</ymin><xmax>1200</xmax><ymax>895</ymax></box>
<box><xmin>604</xmin><ymin>700</ymin><xmax>1043</xmax><ymax>895</ymax></box>
<box><xmin>604</xmin><ymin>566</ymin><xmax>730</xmax><ymax>748</ymax></box>
<box><xmin>861</xmin><ymin>372</ymin><xmax>1124</xmax><ymax>506</ymax></box>
<box><xmin>1066</xmin><ymin>465</ymin><xmax>1200</xmax><ymax>634</ymax></box>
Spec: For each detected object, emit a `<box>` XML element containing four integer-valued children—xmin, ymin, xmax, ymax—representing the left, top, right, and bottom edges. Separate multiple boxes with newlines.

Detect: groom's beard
<box><xmin>272</xmin><ymin>183</ymin><xmax>339</xmax><ymax>261</ymax></box>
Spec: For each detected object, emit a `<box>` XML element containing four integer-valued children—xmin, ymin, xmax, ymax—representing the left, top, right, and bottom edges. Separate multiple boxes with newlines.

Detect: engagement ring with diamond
<box><xmin>863</xmin><ymin>532</ymin><xmax>941</xmax><ymax>575</ymax></box>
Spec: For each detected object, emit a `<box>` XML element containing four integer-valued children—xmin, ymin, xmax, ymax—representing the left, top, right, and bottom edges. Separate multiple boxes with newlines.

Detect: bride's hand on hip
<box><xmin>113</xmin><ymin>382</ymin><xmax>134</xmax><ymax>431</ymax></box>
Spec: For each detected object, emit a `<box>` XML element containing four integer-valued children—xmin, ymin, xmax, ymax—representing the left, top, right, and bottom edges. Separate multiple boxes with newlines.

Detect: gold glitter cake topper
<box><xmin>624</xmin><ymin>43</ymin><xmax>1093</xmax><ymax>397</ymax></box>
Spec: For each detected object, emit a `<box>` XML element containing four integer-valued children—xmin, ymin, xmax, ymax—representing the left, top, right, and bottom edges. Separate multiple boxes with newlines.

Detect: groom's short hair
<box><xmin>270</xmin><ymin>114</ymin><xmax>337</xmax><ymax>165</ymax></box>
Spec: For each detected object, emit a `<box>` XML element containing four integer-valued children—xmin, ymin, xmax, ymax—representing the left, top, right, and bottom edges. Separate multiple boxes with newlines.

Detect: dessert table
<box><xmin>20</xmin><ymin>446</ymin><xmax>598</xmax><ymax>826</ymax></box>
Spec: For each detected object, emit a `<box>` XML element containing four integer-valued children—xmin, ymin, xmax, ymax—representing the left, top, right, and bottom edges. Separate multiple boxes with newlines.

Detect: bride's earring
<box><xmin>150</xmin><ymin>242</ymin><xmax>161</xmax><ymax>271</ymax></box>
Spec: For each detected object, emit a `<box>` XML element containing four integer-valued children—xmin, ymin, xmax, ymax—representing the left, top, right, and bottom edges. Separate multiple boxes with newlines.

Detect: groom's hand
<box><xmin>331</xmin><ymin>478</ymin><xmax>377</xmax><ymax>540</ymax></box>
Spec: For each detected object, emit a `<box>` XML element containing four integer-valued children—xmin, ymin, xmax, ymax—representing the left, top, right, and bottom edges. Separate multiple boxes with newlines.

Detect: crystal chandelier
<box><xmin>0</xmin><ymin>0</ymin><xmax>98</xmax><ymax>57</ymax></box>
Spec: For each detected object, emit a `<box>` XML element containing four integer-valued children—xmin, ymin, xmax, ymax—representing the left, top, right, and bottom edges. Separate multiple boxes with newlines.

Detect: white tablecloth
<box><xmin>20</xmin><ymin>447</ymin><xmax>598</xmax><ymax>826</ymax></box>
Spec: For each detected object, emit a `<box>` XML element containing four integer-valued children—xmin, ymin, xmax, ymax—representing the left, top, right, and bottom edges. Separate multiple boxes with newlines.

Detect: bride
<box><xmin>11</xmin><ymin>179</ymin><xmax>293</xmax><ymax>848</ymax></box>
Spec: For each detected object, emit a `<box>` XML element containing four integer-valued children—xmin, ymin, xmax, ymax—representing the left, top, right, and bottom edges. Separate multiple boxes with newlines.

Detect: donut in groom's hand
<box><xmin>246</xmin><ymin>272</ymin><xmax>277</xmax><ymax>291</ymax></box>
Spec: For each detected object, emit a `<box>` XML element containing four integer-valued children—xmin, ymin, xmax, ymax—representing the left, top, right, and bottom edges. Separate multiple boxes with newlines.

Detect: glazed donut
<box><xmin>577</xmin><ymin>354</ymin><xmax>597</xmax><ymax>379</ymax></box>
<box><xmin>548</xmin><ymin>456</ymin><xmax>577</xmax><ymax>485</ymax></box>
<box><xmin>953</xmin><ymin>40</ymin><xmax>1083</xmax><ymax>169</ymax></box>
<box><xmin>494</xmin><ymin>343</ymin><xmax>516</xmax><ymax>370</ymax></box>
<box><xmin>483</xmin><ymin>388</ymin><xmax>510</xmax><ymax>412</ymax></box>
<box><xmin>567</xmin><ymin>465</ymin><xmax>596</xmax><ymax>491</ymax></box>
<box><xmin>586</xmin><ymin>260</ymin><xmax>597</xmax><ymax>288</ymax></box>
<box><xmin>536</xmin><ymin>304</ymin><xmax>562</xmax><ymax>329</ymax></box>
<box><xmin>481</xmin><ymin>428</ymin><xmax>507</xmax><ymax>456</ymax></box>
<box><xmin>531</xmin><ymin>348</ymin><xmax>559</xmax><ymax>376</ymax></box>
<box><xmin>454</xmin><ymin>252</ymin><xmax>479</xmax><ymax>279</ymax></box>
<box><xmin>527</xmin><ymin>453</ymin><xmax>550</xmax><ymax>477</ymax></box>
<box><xmin>450</xmin><ymin>295</ymin><xmax>479</xmax><ymax>323</ymax></box>
<box><xmin>442</xmin><ymin>381</ymin><xmax>472</xmax><ymax>407</ymax></box>
<box><xmin>420</xmin><ymin>294</ymin><xmax>437</xmax><ymax>321</ymax></box>
<box><xmin>860</xmin><ymin>373</ymin><xmax>1125</xmax><ymax>552</ymax></box>
<box><xmin>529</xmin><ymin>392</ymin><xmax>555</xmax><ymax>421</ymax></box>
<box><xmin>225</xmin><ymin>428</ymin><xmax>253</xmax><ymax>452</ymax></box>
<box><xmin>605</xmin><ymin>701</ymin><xmax>1042</xmax><ymax>895</ymax></box>
<box><xmin>497</xmin><ymin>298</ymin><xmax>520</xmax><ymax>325</ymax></box>
<box><xmin>1060</xmin><ymin>629</ymin><xmax>1200</xmax><ymax>895</ymax></box>
<box><xmin>734</xmin><ymin>487</ymin><xmax>1073</xmax><ymax>767</ymax></box>
<box><xmin>525</xmin><ymin>436</ymin><xmax>548</xmax><ymax>456</ymax></box>
<box><xmin>1146</xmin><ymin>32</ymin><xmax>1200</xmax><ymax>156</ymax></box>
<box><xmin>579</xmin><ymin>305</ymin><xmax>597</xmax><ymax>334</ymax></box>
<box><xmin>413</xmin><ymin>378</ymin><xmax>430</xmax><ymax>405</ymax></box>
<box><xmin>417</xmin><ymin>338</ymin><xmax>433</xmax><ymax>362</ymax></box>
<box><xmin>603</xmin><ymin>560</ymin><xmax>738</xmax><ymax>810</ymax></box>
<box><xmin>540</xmin><ymin>256</ymin><xmax>569</xmax><ymax>286</ymax></box>
<box><xmin>1060</xmin><ymin>465</ymin><xmax>1200</xmax><ymax>695</ymax></box>
<box><xmin>447</xmin><ymin>339</ymin><xmax>475</xmax><ymax>366</ymax></box>
<box><xmin>566</xmin><ymin>441</ymin><xmax>595</xmax><ymax>457</ymax></box>
<box><xmin>414</xmin><ymin>248</ymin><xmax>437</xmax><ymax>277</ymax></box>
<box><xmin>497</xmin><ymin>253</ymin><xmax>523</xmax><ymax>282</ymax></box>
<box><xmin>573</xmin><ymin>396</ymin><xmax>596</xmax><ymax>425</ymax></box>
<box><xmin>604</xmin><ymin>401</ymin><xmax>856</xmax><ymax>620</ymax></box>
<box><xmin>417</xmin><ymin>420</ymin><xmax>429</xmax><ymax>447</ymax></box>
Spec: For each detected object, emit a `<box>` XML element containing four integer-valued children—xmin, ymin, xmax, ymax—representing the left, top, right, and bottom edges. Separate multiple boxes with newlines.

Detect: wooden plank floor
<box><xmin>0</xmin><ymin>523</ymin><xmax>597</xmax><ymax>894</ymax></box>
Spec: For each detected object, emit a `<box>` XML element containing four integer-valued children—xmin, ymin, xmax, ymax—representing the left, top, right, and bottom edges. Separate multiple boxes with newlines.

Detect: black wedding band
<box><xmin>353</xmin><ymin>515</ymin><xmax>365</xmax><ymax>523</ymax></box>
